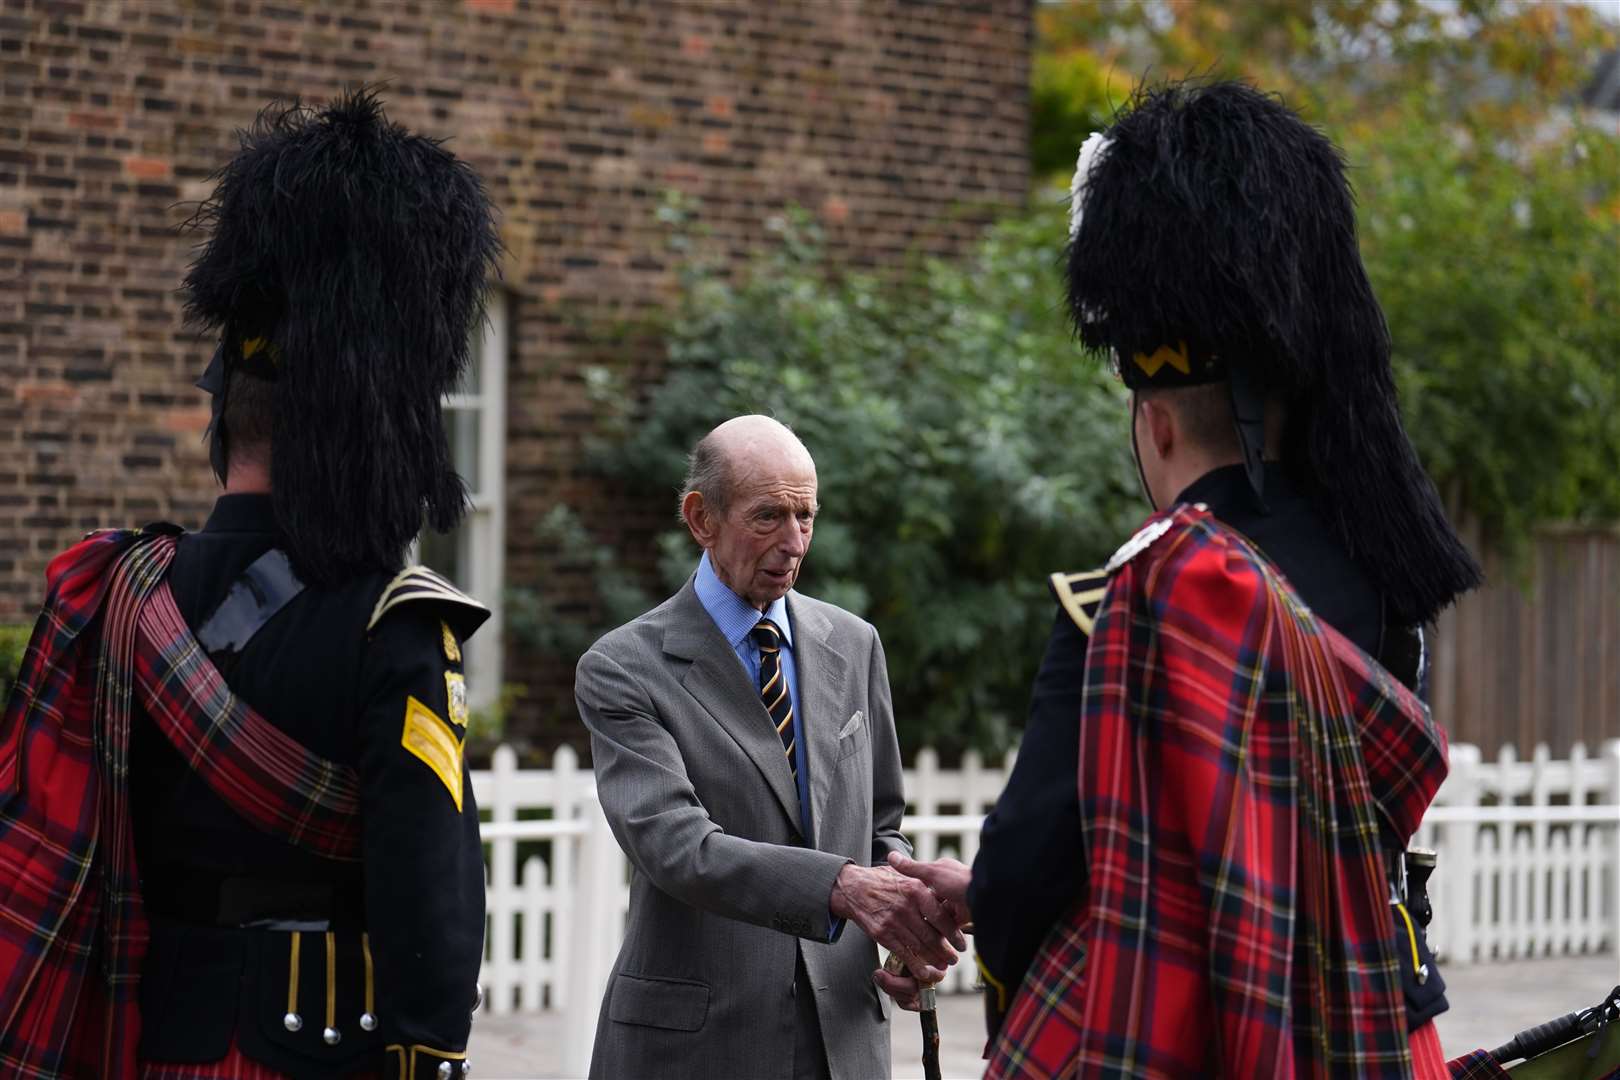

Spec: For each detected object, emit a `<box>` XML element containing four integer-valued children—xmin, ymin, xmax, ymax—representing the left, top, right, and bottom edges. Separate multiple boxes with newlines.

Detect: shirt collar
<box><xmin>694</xmin><ymin>551</ymin><xmax>794</xmax><ymax>650</ymax></box>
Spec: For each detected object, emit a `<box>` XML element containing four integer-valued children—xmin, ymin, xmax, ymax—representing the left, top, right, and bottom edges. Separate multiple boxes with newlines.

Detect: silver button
<box><xmin>359</xmin><ymin>1011</ymin><xmax>377</xmax><ymax>1032</ymax></box>
<box><xmin>322</xmin><ymin>1026</ymin><xmax>341</xmax><ymax>1046</ymax></box>
<box><xmin>438</xmin><ymin>1063</ymin><xmax>453</xmax><ymax>1079</ymax></box>
<box><xmin>282</xmin><ymin>1012</ymin><xmax>302</xmax><ymax>1033</ymax></box>
<box><xmin>462</xmin><ymin>1061</ymin><xmax>472</xmax><ymax>1078</ymax></box>
<box><xmin>1417</xmin><ymin>964</ymin><xmax>1429</xmax><ymax>985</ymax></box>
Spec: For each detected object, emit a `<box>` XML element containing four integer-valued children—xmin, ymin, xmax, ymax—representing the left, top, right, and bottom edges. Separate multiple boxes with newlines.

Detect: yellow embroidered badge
<box><xmin>445</xmin><ymin>671</ymin><xmax>469</xmax><ymax>728</ymax></box>
<box><xmin>441</xmin><ymin>621</ymin><xmax>461</xmax><ymax>663</ymax></box>
<box><xmin>400</xmin><ymin>695</ymin><xmax>464</xmax><ymax>810</ymax></box>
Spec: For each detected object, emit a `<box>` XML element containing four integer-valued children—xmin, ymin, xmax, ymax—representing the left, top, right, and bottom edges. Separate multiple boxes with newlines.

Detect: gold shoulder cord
<box><xmin>361</xmin><ymin>932</ymin><xmax>378</xmax><ymax>1030</ymax></box>
<box><xmin>322</xmin><ymin>931</ymin><xmax>340</xmax><ymax>1045</ymax></box>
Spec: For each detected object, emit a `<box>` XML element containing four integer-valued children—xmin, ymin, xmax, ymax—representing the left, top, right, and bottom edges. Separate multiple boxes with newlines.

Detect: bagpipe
<box><xmin>1473</xmin><ymin>987</ymin><xmax>1620</xmax><ymax>1078</ymax></box>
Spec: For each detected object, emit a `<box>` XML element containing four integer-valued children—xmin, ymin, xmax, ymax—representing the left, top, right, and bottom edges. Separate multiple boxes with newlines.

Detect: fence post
<box><xmin>486</xmin><ymin>744</ymin><xmax>519</xmax><ymax>1014</ymax></box>
<box><xmin>1438</xmin><ymin>743</ymin><xmax>1482</xmax><ymax>964</ymax></box>
<box><xmin>1604</xmin><ymin>740</ymin><xmax>1620</xmax><ymax>960</ymax></box>
<box><xmin>563</xmin><ymin>794</ymin><xmax>621</xmax><ymax>1079</ymax></box>
<box><xmin>549</xmin><ymin>745</ymin><xmax>580</xmax><ymax>1010</ymax></box>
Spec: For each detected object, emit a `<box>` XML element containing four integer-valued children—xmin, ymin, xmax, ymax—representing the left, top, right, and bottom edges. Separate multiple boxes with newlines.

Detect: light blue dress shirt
<box><xmin>693</xmin><ymin>551</ymin><xmax>814</xmax><ymax>840</ymax></box>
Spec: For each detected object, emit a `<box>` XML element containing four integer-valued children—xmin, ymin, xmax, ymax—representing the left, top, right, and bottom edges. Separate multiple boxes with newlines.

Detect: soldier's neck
<box><xmin>222</xmin><ymin>455</ymin><xmax>272</xmax><ymax>495</ymax></box>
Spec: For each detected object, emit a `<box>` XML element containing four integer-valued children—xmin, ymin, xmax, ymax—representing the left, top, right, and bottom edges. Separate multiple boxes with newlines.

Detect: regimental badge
<box><xmin>1105</xmin><ymin>515</ymin><xmax>1177</xmax><ymax>574</ymax></box>
<box><xmin>445</xmin><ymin>671</ymin><xmax>469</xmax><ymax>729</ymax></box>
<box><xmin>441</xmin><ymin>621</ymin><xmax>462</xmax><ymax>664</ymax></box>
<box><xmin>400</xmin><ymin>695</ymin><xmax>464</xmax><ymax>811</ymax></box>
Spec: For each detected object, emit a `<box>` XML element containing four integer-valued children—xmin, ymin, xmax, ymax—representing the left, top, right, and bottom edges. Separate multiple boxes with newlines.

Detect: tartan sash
<box><xmin>0</xmin><ymin>530</ymin><xmax>361</xmax><ymax>1079</ymax></box>
<box><xmin>988</xmin><ymin>507</ymin><xmax>1448</xmax><ymax>1080</ymax></box>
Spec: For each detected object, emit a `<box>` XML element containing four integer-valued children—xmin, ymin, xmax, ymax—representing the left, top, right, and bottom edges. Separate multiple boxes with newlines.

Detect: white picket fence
<box><xmin>472</xmin><ymin>741</ymin><xmax>1620</xmax><ymax>1077</ymax></box>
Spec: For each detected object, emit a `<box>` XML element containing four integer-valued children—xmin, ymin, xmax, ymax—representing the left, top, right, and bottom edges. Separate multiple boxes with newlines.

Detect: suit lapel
<box><xmin>789</xmin><ymin>595</ymin><xmax>850</xmax><ymax>851</ymax></box>
<box><xmin>664</xmin><ymin>581</ymin><xmax>803</xmax><ymax>834</ymax></box>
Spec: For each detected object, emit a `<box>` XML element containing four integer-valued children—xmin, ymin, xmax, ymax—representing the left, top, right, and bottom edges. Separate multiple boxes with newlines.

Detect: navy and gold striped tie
<box><xmin>751</xmin><ymin>619</ymin><xmax>796</xmax><ymax>782</ymax></box>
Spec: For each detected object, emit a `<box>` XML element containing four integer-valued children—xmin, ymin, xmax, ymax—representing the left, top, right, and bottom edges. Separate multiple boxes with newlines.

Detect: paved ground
<box><xmin>468</xmin><ymin>954</ymin><xmax>1620</xmax><ymax>1079</ymax></box>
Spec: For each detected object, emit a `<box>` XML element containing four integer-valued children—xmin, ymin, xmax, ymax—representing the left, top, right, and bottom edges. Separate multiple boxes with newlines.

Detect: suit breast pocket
<box><xmin>835</xmin><ymin>710</ymin><xmax>869</xmax><ymax>763</ymax></box>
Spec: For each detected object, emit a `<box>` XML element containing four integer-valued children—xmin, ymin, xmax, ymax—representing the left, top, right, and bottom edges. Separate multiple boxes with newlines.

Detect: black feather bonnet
<box><xmin>1066</xmin><ymin>79</ymin><xmax>1480</xmax><ymax>625</ymax></box>
<box><xmin>182</xmin><ymin>86</ymin><xmax>501</xmax><ymax>586</ymax></box>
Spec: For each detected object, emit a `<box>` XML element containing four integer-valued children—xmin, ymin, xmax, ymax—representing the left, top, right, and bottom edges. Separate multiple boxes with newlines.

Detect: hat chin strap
<box><xmin>196</xmin><ymin>343</ymin><xmax>229</xmax><ymax>485</ymax></box>
<box><xmin>1129</xmin><ymin>394</ymin><xmax>1160</xmax><ymax>513</ymax></box>
<box><xmin>1227</xmin><ymin>367</ymin><xmax>1269</xmax><ymax>511</ymax></box>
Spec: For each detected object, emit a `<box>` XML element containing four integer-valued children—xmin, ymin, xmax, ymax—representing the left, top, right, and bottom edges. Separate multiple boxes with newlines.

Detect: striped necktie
<box><xmin>750</xmin><ymin>619</ymin><xmax>796</xmax><ymax>783</ymax></box>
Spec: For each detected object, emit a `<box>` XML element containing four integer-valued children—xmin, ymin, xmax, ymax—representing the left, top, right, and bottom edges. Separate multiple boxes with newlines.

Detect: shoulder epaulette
<box><xmin>1104</xmin><ymin>515</ymin><xmax>1179</xmax><ymax>575</ymax></box>
<box><xmin>367</xmin><ymin>565</ymin><xmax>490</xmax><ymax>640</ymax></box>
<box><xmin>1049</xmin><ymin>567</ymin><xmax>1108</xmax><ymax>636</ymax></box>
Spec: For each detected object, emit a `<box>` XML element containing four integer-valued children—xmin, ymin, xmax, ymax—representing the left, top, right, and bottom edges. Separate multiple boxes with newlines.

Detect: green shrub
<box><xmin>0</xmin><ymin>623</ymin><xmax>31</xmax><ymax>703</ymax></box>
<box><xmin>518</xmin><ymin>206</ymin><xmax>1141</xmax><ymax>757</ymax></box>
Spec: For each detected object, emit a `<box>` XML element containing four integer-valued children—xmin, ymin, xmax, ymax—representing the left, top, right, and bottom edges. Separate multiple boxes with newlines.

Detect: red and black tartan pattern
<box><xmin>988</xmin><ymin>506</ymin><xmax>1450</xmax><ymax>1080</ymax></box>
<box><xmin>1445</xmin><ymin>1051</ymin><xmax>1510</xmax><ymax>1079</ymax></box>
<box><xmin>0</xmin><ymin>530</ymin><xmax>361</xmax><ymax>1079</ymax></box>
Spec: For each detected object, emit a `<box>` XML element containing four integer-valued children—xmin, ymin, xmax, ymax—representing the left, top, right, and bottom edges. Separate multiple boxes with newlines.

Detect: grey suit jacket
<box><xmin>576</xmin><ymin>578</ymin><xmax>909</xmax><ymax>1080</ymax></box>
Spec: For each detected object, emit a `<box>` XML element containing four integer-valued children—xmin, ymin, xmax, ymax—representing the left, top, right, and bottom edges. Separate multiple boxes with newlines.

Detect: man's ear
<box><xmin>1140</xmin><ymin>396</ymin><xmax>1176</xmax><ymax>463</ymax></box>
<box><xmin>681</xmin><ymin>490</ymin><xmax>714</xmax><ymax>547</ymax></box>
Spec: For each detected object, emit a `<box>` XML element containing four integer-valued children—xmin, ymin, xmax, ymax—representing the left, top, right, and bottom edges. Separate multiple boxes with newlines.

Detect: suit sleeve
<box><xmin>577</xmin><ymin>645</ymin><xmax>852</xmax><ymax>940</ymax></box>
<box><xmin>968</xmin><ymin>608</ymin><xmax>1089</xmax><ymax>1013</ymax></box>
<box><xmin>357</xmin><ymin>609</ymin><xmax>484</xmax><ymax>1078</ymax></box>
<box><xmin>865</xmin><ymin>625</ymin><xmax>911</xmax><ymax>867</ymax></box>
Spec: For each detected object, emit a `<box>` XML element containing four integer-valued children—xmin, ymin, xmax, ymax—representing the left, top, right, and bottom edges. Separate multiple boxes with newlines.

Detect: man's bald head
<box><xmin>681</xmin><ymin>415</ymin><xmax>815</xmax><ymax>516</ymax></box>
<box><xmin>680</xmin><ymin>415</ymin><xmax>820</xmax><ymax>610</ymax></box>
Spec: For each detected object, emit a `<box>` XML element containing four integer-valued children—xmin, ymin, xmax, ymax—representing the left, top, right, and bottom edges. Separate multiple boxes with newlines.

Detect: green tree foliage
<box><xmin>1</xmin><ymin>624</ymin><xmax>29</xmax><ymax>701</ymax></box>
<box><xmin>516</xmin><ymin>211</ymin><xmax>1140</xmax><ymax>756</ymax></box>
<box><xmin>1354</xmin><ymin>105</ymin><xmax>1620</xmax><ymax>544</ymax></box>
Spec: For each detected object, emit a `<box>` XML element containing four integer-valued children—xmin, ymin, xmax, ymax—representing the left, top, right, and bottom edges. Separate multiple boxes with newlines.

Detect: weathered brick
<box><xmin>122</xmin><ymin>155</ymin><xmax>170</xmax><ymax>180</ymax></box>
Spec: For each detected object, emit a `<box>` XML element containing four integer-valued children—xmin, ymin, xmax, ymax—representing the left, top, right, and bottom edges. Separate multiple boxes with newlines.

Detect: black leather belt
<box><xmin>144</xmin><ymin>872</ymin><xmax>366</xmax><ymax>930</ymax></box>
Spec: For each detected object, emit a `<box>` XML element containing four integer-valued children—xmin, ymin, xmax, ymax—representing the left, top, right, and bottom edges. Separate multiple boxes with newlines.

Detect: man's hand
<box><xmin>829</xmin><ymin>863</ymin><xmax>965</xmax><ymax>981</ymax></box>
<box><xmin>873</xmin><ymin>966</ymin><xmax>924</xmax><ymax>1012</ymax></box>
<box><xmin>887</xmin><ymin>852</ymin><xmax>972</xmax><ymax>929</ymax></box>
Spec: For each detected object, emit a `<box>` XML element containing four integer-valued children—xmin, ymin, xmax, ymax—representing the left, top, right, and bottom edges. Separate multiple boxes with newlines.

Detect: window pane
<box><xmin>419</xmin><ymin>522</ymin><xmax>467</xmax><ymax>588</ymax></box>
<box><xmin>447</xmin><ymin>407</ymin><xmax>482</xmax><ymax>495</ymax></box>
<box><xmin>460</xmin><ymin>322</ymin><xmax>483</xmax><ymax>395</ymax></box>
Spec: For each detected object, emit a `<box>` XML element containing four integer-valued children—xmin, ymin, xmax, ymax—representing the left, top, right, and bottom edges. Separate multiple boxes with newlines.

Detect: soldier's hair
<box><xmin>220</xmin><ymin>369</ymin><xmax>275</xmax><ymax>465</ymax></box>
<box><xmin>1138</xmin><ymin>384</ymin><xmax>1241</xmax><ymax>459</ymax></box>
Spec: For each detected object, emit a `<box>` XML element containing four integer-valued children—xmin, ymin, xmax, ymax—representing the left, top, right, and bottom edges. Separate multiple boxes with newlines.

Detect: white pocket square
<box><xmin>837</xmin><ymin>711</ymin><xmax>864</xmax><ymax>739</ymax></box>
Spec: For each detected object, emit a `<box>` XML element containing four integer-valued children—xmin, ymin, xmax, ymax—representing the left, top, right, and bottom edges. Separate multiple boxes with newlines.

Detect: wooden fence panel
<box><xmin>1431</xmin><ymin>527</ymin><xmax>1620</xmax><ymax>757</ymax></box>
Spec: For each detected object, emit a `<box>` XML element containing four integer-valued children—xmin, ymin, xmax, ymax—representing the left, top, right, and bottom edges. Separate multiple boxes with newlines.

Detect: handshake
<box><xmin>829</xmin><ymin>851</ymin><xmax>973</xmax><ymax>1013</ymax></box>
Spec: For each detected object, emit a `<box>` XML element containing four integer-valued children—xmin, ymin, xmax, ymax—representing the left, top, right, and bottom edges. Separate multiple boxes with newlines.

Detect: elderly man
<box><xmin>576</xmin><ymin>414</ymin><xmax>961</xmax><ymax>1080</ymax></box>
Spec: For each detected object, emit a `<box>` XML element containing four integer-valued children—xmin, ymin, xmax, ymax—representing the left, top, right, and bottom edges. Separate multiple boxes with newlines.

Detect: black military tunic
<box><xmin>969</xmin><ymin>462</ymin><xmax>1389</xmax><ymax>1015</ymax></box>
<box><xmin>131</xmin><ymin>494</ymin><xmax>485</xmax><ymax>1079</ymax></box>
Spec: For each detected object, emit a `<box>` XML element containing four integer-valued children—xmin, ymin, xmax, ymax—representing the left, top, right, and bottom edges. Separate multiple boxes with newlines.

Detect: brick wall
<box><xmin>1</xmin><ymin>0</ymin><xmax>1031</xmax><ymax>741</ymax></box>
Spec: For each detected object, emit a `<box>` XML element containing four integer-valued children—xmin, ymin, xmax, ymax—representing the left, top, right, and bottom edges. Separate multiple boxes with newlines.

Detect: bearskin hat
<box><xmin>1065</xmin><ymin>79</ymin><xmax>1480</xmax><ymax>626</ymax></box>
<box><xmin>182</xmin><ymin>86</ymin><xmax>501</xmax><ymax>586</ymax></box>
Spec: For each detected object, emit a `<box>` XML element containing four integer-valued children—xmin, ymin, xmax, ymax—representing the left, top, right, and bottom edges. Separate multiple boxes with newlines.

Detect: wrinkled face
<box><xmin>708</xmin><ymin>450</ymin><xmax>818</xmax><ymax>611</ymax></box>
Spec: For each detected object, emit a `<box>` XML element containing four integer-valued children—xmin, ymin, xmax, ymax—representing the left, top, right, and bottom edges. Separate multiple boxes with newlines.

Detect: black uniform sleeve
<box><xmin>968</xmin><ymin>608</ymin><xmax>1089</xmax><ymax>1015</ymax></box>
<box><xmin>357</xmin><ymin>608</ymin><xmax>484</xmax><ymax>1078</ymax></box>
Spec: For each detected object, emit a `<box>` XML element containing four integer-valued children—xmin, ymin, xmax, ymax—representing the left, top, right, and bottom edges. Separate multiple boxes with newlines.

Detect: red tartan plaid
<box><xmin>140</xmin><ymin>1037</ymin><xmax>380</xmax><ymax>1080</ymax></box>
<box><xmin>988</xmin><ymin>506</ymin><xmax>1449</xmax><ymax>1079</ymax></box>
<box><xmin>1445</xmin><ymin>1050</ymin><xmax>1510</xmax><ymax>1079</ymax></box>
<box><xmin>0</xmin><ymin>531</ymin><xmax>361</xmax><ymax>1079</ymax></box>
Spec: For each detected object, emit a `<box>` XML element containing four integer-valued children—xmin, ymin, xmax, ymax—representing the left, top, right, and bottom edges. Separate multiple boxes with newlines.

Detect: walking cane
<box><xmin>884</xmin><ymin>952</ymin><xmax>943</xmax><ymax>1080</ymax></box>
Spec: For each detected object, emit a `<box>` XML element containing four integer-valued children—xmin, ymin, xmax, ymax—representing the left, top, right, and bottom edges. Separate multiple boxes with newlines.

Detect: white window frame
<box><xmin>420</xmin><ymin>288</ymin><xmax>507</xmax><ymax>711</ymax></box>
